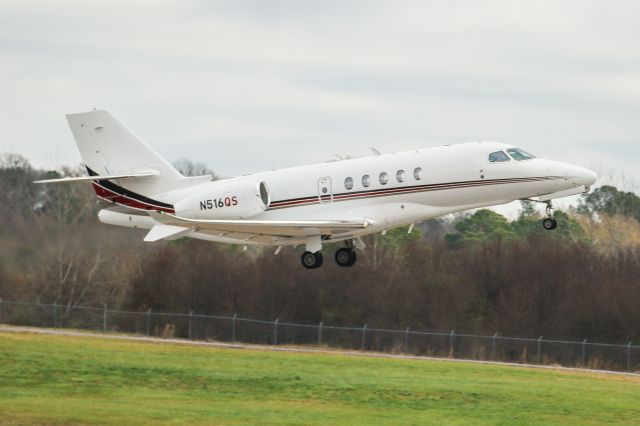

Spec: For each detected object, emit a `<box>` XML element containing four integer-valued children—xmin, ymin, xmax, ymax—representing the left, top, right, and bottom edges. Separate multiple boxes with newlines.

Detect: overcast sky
<box><xmin>1</xmin><ymin>0</ymin><xmax>639</xmax><ymax>196</ymax></box>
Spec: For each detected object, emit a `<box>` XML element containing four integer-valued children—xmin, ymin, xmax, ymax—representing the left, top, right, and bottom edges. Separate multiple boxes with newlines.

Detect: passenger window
<box><xmin>379</xmin><ymin>172</ymin><xmax>389</xmax><ymax>185</ymax></box>
<box><xmin>396</xmin><ymin>170</ymin><xmax>405</xmax><ymax>182</ymax></box>
<box><xmin>344</xmin><ymin>177</ymin><xmax>354</xmax><ymax>190</ymax></box>
<box><xmin>362</xmin><ymin>174</ymin><xmax>371</xmax><ymax>187</ymax></box>
<box><xmin>489</xmin><ymin>151</ymin><xmax>510</xmax><ymax>163</ymax></box>
<box><xmin>413</xmin><ymin>167</ymin><xmax>423</xmax><ymax>180</ymax></box>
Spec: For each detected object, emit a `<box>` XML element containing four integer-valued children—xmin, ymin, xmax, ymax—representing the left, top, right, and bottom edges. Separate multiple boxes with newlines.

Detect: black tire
<box><xmin>542</xmin><ymin>217</ymin><xmax>557</xmax><ymax>230</ymax></box>
<box><xmin>346</xmin><ymin>250</ymin><xmax>357</xmax><ymax>266</ymax></box>
<box><xmin>313</xmin><ymin>252</ymin><xmax>324</xmax><ymax>268</ymax></box>
<box><xmin>301</xmin><ymin>251</ymin><xmax>323</xmax><ymax>269</ymax></box>
<box><xmin>335</xmin><ymin>248</ymin><xmax>357</xmax><ymax>267</ymax></box>
<box><xmin>335</xmin><ymin>248</ymin><xmax>352</xmax><ymax>267</ymax></box>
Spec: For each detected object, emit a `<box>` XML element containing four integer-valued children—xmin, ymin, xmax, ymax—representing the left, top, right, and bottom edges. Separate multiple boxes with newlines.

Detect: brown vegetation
<box><xmin>1</xmin><ymin>154</ymin><xmax>639</xmax><ymax>344</ymax></box>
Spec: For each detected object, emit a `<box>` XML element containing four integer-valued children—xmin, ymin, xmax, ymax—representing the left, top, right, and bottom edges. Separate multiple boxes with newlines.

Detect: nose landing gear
<box><xmin>542</xmin><ymin>201</ymin><xmax>558</xmax><ymax>231</ymax></box>
<box><xmin>542</xmin><ymin>217</ymin><xmax>558</xmax><ymax>230</ymax></box>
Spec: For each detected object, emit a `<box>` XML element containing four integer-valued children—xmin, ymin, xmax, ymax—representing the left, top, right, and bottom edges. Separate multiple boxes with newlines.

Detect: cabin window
<box><xmin>489</xmin><ymin>151</ymin><xmax>510</xmax><ymax>163</ymax></box>
<box><xmin>396</xmin><ymin>170</ymin><xmax>405</xmax><ymax>182</ymax></box>
<box><xmin>344</xmin><ymin>177</ymin><xmax>354</xmax><ymax>190</ymax></box>
<box><xmin>507</xmin><ymin>148</ymin><xmax>536</xmax><ymax>161</ymax></box>
<box><xmin>379</xmin><ymin>172</ymin><xmax>389</xmax><ymax>185</ymax></box>
<box><xmin>362</xmin><ymin>174</ymin><xmax>371</xmax><ymax>187</ymax></box>
<box><xmin>413</xmin><ymin>167</ymin><xmax>423</xmax><ymax>180</ymax></box>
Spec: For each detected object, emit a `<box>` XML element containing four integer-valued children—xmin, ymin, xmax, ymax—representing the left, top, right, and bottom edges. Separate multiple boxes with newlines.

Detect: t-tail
<box><xmin>35</xmin><ymin>109</ymin><xmax>212</xmax><ymax>213</ymax></box>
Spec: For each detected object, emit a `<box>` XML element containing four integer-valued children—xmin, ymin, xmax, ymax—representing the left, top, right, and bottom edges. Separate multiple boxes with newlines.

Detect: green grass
<box><xmin>0</xmin><ymin>332</ymin><xmax>638</xmax><ymax>425</ymax></box>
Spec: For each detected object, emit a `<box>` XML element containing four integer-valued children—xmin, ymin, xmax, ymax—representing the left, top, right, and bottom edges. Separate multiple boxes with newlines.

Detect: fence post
<box><xmin>102</xmin><ymin>304</ymin><xmax>107</xmax><ymax>333</ymax></box>
<box><xmin>318</xmin><ymin>321</ymin><xmax>323</xmax><ymax>346</ymax></box>
<box><xmin>273</xmin><ymin>318</ymin><xmax>279</xmax><ymax>345</ymax></box>
<box><xmin>582</xmin><ymin>338</ymin><xmax>588</xmax><ymax>366</ymax></box>
<box><xmin>232</xmin><ymin>314</ymin><xmax>237</xmax><ymax>343</ymax></box>
<box><xmin>491</xmin><ymin>333</ymin><xmax>498</xmax><ymax>360</ymax></box>
<box><xmin>0</xmin><ymin>298</ymin><xmax>2</xmax><ymax>323</ymax></box>
<box><xmin>146</xmin><ymin>309</ymin><xmax>152</xmax><ymax>336</ymax></box>
<box><xmin>404</xmin><ymin>327</ymin><xmax>410</xmax><ymax>353</ymax></box>
<box><xmin>53</xmin><ymin>301</ymin><xmax>58</xmax><ymax>328</ymax></box>
<box><xmin>537</xmin><ymin>336</ymin><xmax>543</xmax><ymax>365</ymax></box>
<box><xmin>188</xmin><ymin>311</ymin><xmax>193</xmax><ymax>340</ymax></box>
<box><xmin>449</xmin><ymin>330</ymin><xmax>455</xmax><ymax>358</ymax></box>
<box><xmin>627</xmin><ymin>341</ymin><xmax>632</xmax><ymax>372</ymax></box>
<box><xmin>361</xmin><ymin>324</ymin><xmax>367</xmax><ymax>351</ymax></box>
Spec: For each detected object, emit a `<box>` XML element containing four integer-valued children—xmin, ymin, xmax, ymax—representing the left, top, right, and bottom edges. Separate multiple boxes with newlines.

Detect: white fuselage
<box><xmin>127</xmin><ymin>141</ymin><xmax>596</xmax><ymax>246</ymax></box>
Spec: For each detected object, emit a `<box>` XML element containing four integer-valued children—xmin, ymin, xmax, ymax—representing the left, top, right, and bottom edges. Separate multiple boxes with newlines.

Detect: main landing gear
<box><xmin>335</xmin><ymin>247</ymin><xmax>357</xmax><ymax>267</ymax></box>
<box><xmin>301</xmin><ymin>251</ymin><xmax>323</xmax><ymax>269</ymax></box>
<box><xmin>542</xmin><ymin>201</ymin><xmax>558</xmax><ymax>231</ymax></box>
<box><xmin>300</xmin><ymin>247</ymin><xmax>357</xmax><ymax>269</ymax></box>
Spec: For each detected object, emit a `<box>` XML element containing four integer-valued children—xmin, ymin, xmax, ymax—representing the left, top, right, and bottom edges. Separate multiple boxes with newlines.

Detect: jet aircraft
<box><xmin>36</xmin><ymin>110</ymin><xmax>597</xmax><ymax>269</ymax></box>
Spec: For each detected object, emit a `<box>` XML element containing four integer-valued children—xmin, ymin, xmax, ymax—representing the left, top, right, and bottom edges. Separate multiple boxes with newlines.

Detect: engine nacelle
<box><xmin>174</xmin><ymin>179</ymin><xmax>271</xmax><ymax>219</ymax></box>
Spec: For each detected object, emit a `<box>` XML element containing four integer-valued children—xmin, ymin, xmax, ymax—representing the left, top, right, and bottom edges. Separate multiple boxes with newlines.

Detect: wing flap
<box><xmin>150</xmin><ymin>213</ymin><xmax>373</xmax><ymax>238</ymax></box>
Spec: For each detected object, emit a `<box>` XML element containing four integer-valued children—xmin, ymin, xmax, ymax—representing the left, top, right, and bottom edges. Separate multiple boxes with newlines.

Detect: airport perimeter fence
<box><xmin>0</xmin><ymin>299</ymin><xmax>637</xmax><ymax>373</ymax></box>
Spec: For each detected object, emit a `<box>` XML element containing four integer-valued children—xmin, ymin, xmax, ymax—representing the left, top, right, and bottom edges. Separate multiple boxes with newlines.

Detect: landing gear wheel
<box><xmin>301</xmin><ymin>251</ymin><xmax>323</xmax><ymax>269</ymax></box>
<box><xmin>541</xmin><ymin>201</ymin><xmax>558</xmax><ymax>231</ymax></box>
<box><xmin>335</xmin><ymin>248</ymin><xmax>357</xmax><ymax>267</ymax></box>
<box><xmin>542</xmin><ymin>217</ymin><xmax>557</xmax><ymax>230</ymax></box>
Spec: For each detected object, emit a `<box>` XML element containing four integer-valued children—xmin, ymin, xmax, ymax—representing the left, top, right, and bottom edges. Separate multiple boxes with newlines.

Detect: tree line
<box><xmin>1</xmin><ymin>153</ymin><xmax>639</xmax><ymax>344</ymax></box>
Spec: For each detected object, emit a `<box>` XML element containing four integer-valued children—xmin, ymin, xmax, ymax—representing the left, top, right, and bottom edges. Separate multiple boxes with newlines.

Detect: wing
<box><xmin>145</xmin><ymin>212</ymin><xmax>373</xmax><ymax>243</ymax></box>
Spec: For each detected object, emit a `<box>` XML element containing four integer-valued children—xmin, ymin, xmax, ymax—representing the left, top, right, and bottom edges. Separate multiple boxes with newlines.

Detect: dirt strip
<box><xmin>1</xmin><ymin>325</ymin><xmax>637</xmax><ymax>377</ymax></box>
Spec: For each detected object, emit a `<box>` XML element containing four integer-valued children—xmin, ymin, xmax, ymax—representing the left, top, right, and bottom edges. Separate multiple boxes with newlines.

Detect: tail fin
<box><xmin>66</xmin><ymin>109</ymin><xmax>210</xmax><ymax>197</ymax></box>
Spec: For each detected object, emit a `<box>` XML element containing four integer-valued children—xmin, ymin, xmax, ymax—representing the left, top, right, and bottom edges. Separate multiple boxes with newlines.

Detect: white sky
<box><xmin>1</xmin><ymin>0</ymin><xmax>639</xmax><ymax>211</ymax></box>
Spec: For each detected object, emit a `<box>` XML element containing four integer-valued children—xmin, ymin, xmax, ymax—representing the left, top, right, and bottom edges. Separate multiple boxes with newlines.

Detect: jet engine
<box><xmin>174</xmin><ymin>179</ymin><xmax>271</xmax><ymax>219</ymax></box>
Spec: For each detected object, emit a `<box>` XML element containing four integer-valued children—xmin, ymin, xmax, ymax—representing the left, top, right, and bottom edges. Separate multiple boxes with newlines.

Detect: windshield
<box><xmin>507</xmin><ymin>148</ymin><xmax>536</xmax><ymax>161</ymax></box>
<box><xmin>488</xmin><ymin>151</ymin><xmax>511</xmax><ymax>163</ymax></box>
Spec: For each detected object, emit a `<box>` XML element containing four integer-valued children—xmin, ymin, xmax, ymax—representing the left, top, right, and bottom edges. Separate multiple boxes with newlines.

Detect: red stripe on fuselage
<box><xmin>267</xmin><ymin>176</ymin><xmax>559</xmax><ymax>210</ymax></box>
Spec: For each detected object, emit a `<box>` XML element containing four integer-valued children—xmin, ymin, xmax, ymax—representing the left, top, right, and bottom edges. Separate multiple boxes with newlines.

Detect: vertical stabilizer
<box><xmin>65</xmin><ymin>109</ymin><xmax>205</xmax><ymax>198</ymax></box>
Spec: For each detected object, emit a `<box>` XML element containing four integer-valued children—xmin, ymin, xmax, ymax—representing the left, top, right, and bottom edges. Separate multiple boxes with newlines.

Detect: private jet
<box><xmin>36</xmin><ymin>110</ymin><xmax>597</xmax><ymax>269</ymax></box>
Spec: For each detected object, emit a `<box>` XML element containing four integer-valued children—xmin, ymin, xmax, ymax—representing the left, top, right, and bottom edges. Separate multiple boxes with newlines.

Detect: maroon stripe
<box><xmin>269</xmin><ymin>177</ymin><xmax>549</xmax><ymax>207</ymax></box>
<box><xmin>271</xmin><ymin>178</ymin><xmax>537</xmax><ymax>206</ymax></box>
<box><xmin>268</xmin><ymin>176</ymin><xmax>557</xmax><ymax>210</ymax></box>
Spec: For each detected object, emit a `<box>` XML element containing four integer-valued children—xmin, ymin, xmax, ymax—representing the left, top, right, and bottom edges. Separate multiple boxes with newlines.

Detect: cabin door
<box><xmin>317</xmin><ymin>177</ymin><xmax>333</xmax><ymax>203</ymax></box>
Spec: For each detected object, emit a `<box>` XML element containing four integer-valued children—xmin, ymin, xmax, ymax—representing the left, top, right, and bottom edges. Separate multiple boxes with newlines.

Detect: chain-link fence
<box><xmin>0</xmin><ymin>299</ymin><xmax>636</xmax><ymax>373</ymax></box>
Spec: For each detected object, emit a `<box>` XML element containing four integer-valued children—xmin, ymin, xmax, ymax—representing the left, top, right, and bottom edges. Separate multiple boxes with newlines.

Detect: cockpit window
<box><xmin>507</xmin><ymin>148</ymin><xmax>536</xmax><ymax>161</ymax></box>
<box><xmin>489</xmin><ymin>151</ymin><xmax>510</xmax><ymax>163</ymax></box>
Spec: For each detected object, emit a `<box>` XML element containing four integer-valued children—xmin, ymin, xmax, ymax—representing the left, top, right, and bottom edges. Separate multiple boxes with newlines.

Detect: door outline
<box><xmin>317</xmin><ymin>177</ymin><xmax>333</xmax><ymax>203</ymax></box>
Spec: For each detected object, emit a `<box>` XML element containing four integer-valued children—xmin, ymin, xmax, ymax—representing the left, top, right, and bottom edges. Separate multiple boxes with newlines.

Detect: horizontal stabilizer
<box><xmin>34</xmin><ymin>171</ymin><xmax>158</xmax><ymax>184</ymax></box>
<box><xmin>144</xmin><ymin>224</ymin><xmax>192</xmax><ymax>242</ymax></box>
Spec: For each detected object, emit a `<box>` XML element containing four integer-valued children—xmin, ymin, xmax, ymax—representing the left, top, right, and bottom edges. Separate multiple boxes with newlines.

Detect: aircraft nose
<box><xmin>572</xmin><ymin>167</ymin><xmax>598</xmax><ymax>187</ymax></box>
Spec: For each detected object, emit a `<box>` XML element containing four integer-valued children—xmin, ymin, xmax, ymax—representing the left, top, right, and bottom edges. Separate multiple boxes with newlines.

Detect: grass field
<box><xmin>0</xmin><ymin>331</ymin><xmax>638</xmax><ymax>425</ymax></box>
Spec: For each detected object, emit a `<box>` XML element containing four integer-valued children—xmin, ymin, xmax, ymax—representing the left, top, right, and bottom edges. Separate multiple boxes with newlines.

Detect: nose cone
<box><xmin>574</xmin><ymin>167</ymin><xmax>598</xmax><ymax>187</ymax></box>
<box><xmin>539</xmin><ymin>160</ymin><xmax>598</xmax><ymax>191</ymax></box>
